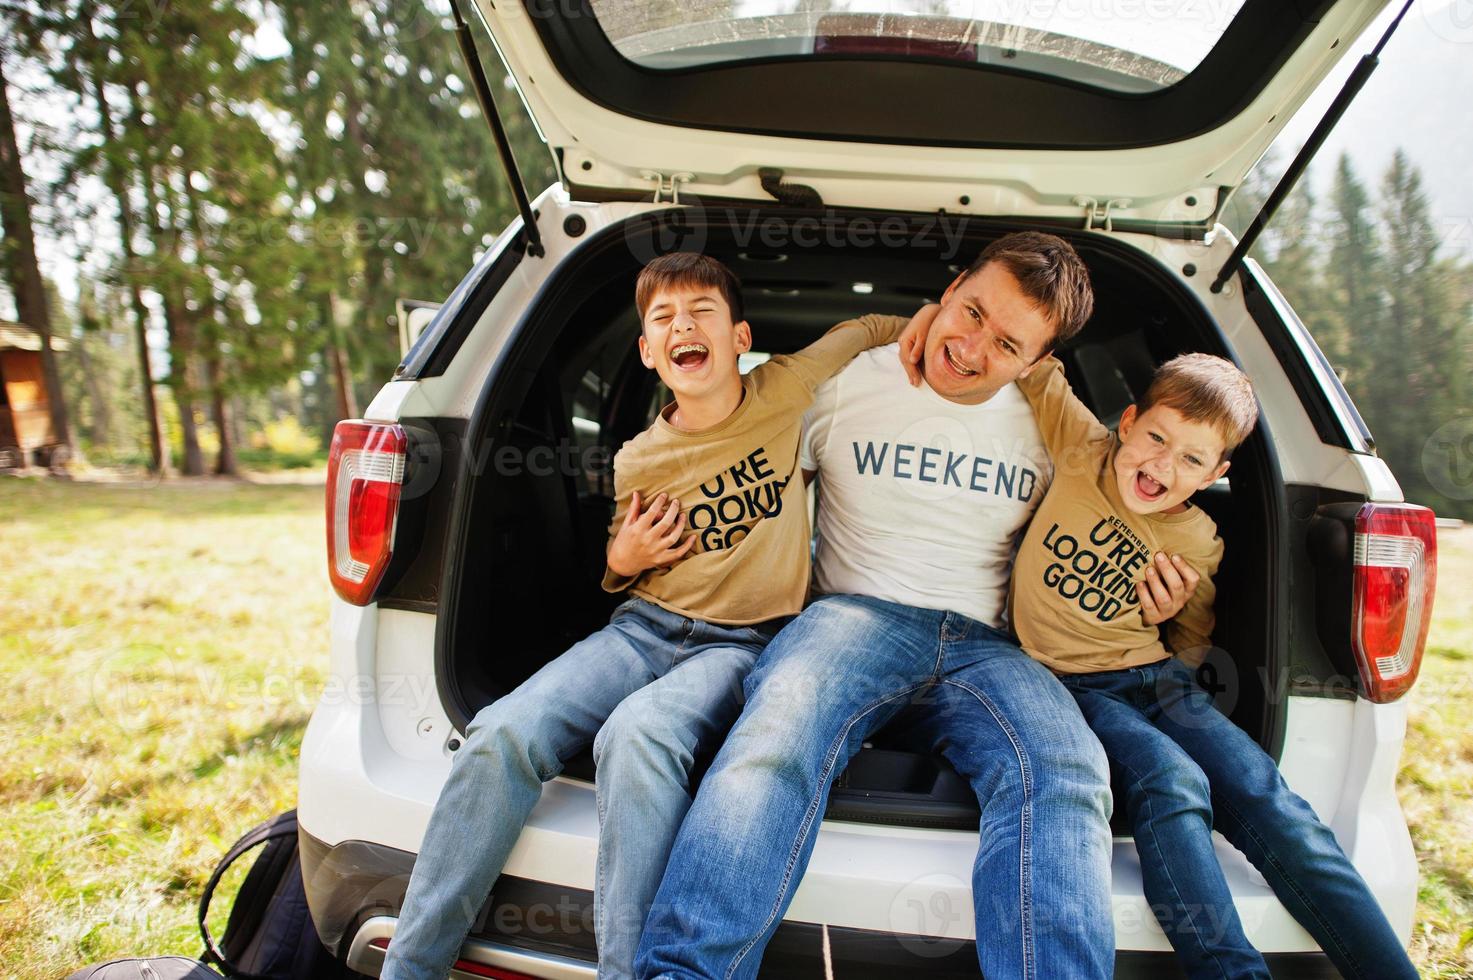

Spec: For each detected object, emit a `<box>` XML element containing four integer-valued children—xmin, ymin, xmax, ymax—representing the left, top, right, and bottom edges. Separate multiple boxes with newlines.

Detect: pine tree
<box><xmin>1377</xmin><ymin>149</ymin><xmax>1470</xmax><ymax>515</ymax></box>
<box><xmin>0</xmin><ymin>38</ymin><xmax>73</xmax><ymax>466</ymax></box>
<box><xmin>51</xmin><ymin>0</ymin><xmax>305</xmax><ymax>474</ymax></box>
<box><xmin>1323</xmin><ymin>154</ymin><xmax>1385</xmax><ymax>399</ymax></box>
<box><xmin>275</xmin><ymin>0</ymin><xmax>555</xmax><ymax>412</ymax></box>
<box><xmin>1261</xmin><ymin>175</ymin><xmax>1344</xmax><ymax>366</ymax></box>
<box><xmin>71</xmin><ymin>0</ymin><xmax>168</xmax><ymax>473</ymax></box>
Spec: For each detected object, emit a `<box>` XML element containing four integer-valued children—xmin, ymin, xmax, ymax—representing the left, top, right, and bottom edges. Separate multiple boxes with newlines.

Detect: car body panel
<box><xmin>299</xmin><ymin>683</ymin><xmax>1414</xmax><ymax>950</ymax></box>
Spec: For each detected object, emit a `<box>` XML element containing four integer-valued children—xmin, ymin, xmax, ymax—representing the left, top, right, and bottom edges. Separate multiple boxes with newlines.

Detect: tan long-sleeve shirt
<box><xmin>1008</xmin><ymin>355</ymin><xmax>1223</xmax><ymax>673</ymax></box>
<box><xmin>601</xmin><ymin>314</ymin><xmax>908</xmax><ymax>625</ymax></box>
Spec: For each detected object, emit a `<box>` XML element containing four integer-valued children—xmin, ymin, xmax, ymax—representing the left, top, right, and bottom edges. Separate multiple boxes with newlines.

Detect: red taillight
<box><xmin>1351</xmin><ymin>502</ymin><xmax>1437</xmax><ymax>703</ymax></box>
<box><xmin>326</xmin><ymin>420</ymin><xmax>408</xmax><ymax>605</ymax></box>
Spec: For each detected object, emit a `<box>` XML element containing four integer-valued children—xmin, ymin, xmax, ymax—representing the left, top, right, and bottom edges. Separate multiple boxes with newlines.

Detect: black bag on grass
<box><xmin>67</xmin><ymin>957</ymin><xmax>222</xmax><ymax>979</ymax></box>
<box><xmin>198</xmin><ymin>808</ymin><xmax>361</xmax><ymax>980</ymax></box>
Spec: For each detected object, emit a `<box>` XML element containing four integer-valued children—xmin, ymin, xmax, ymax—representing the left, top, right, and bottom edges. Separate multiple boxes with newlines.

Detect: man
<box><xmin>635</xmin><ymin>232</ymin><xmax>1194</xmax><ymax>979</ymax></box>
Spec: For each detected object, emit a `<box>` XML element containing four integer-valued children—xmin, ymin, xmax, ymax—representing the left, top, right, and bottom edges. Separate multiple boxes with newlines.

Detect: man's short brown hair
<box><xmin>635</xmin><ymin>252</ymin><xmax>744</xmax><ymax>326</ymax></box>
<box><xmin>964</xmin><ymin>232</ymin><xmax>1094</xmax><ymax>349</ymax></box>
<box><xmin>1140</xmin><ymin>353</ymin><xmax>1259</xmax><ymax>457</ymax></box>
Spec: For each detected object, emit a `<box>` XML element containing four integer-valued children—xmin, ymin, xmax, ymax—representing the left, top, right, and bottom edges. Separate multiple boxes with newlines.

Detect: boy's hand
<box><xmin>897</xmin><ymin>303</ymin><xmax>941</xmax><ymax>387</ymax></box>
<box><xmin>1139</xmin><ymin>553</ymin><xmax>1201</xmax><ymax>625</ymax></box>
<box><xmin>607</xmin><ymin>491</ymin><xmax>696</xmax><ymax>578</ymax></box>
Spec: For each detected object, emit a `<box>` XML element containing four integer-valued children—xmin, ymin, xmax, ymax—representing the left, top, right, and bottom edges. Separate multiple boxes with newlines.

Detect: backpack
<box><xmin>198</xmin><ymin>809</ymin><xmax>363</xmax><ymax>980</ymax></box>
<box><xmin>66</xmin><ymin>958</ymin><xmax>221</xmax><ymax>980</ymax></box>
<box><xmin>69</xmin><ymin>809</ymin><xmax>365</xmax><ymax>980</ymax></box>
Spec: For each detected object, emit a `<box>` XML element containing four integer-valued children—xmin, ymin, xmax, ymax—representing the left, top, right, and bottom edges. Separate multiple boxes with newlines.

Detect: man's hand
<box><xmin>1139</xmin><ymin>552</ymin><xmax>1201</xmax><ymax>625</ymax></box>
<box><xmin>607</xmin><ymin>491</ymin><xmax>697</xmax><ymax>579</ymax></box>
<box><xmin>897</xmin><ymin>303</ymin><xmax>941</xmax><ymax>387</ymax></box>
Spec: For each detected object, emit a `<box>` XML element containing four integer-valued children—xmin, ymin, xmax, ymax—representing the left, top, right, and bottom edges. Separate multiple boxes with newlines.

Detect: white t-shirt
<box><xmin>799</xmin><ymin>343</ymin><xmax>1053</xmax><ymax>629</ymax></box>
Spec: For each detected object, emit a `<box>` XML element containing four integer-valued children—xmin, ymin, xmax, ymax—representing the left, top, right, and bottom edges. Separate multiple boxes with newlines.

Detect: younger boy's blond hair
<box><xmin>1139</xmin><ymin>353</ymin><xmax>1258</xmax><ymax>459</ymax></box>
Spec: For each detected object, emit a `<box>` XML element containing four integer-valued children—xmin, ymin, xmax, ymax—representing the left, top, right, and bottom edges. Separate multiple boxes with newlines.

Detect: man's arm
<box><xmin>775</xmin><ymin>314</ymin><xmax>910</xmax><ymax>393</ymax></box>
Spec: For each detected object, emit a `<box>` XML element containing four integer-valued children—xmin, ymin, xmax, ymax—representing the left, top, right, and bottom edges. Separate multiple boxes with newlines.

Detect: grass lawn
<box><xmin>0</xmin><ymin>476</ymin><xmax>327</xmax><ymax>977</ymax></box>
<box><xmin>0</xmin><ymin>477</ymin><xmax>1469</xmax><ymax>977</ymax></box>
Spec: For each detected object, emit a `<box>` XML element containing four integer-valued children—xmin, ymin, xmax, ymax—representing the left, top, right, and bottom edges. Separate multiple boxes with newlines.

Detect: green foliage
<box><xmin>1231</xmin><ymin>150</ymin><xmax>1473</xmax><ymax>519</ymax></box>
<box><xmin>9</xmin><ymin>0</ymin><xmax>551</xmax><ymax>469</ymax></box>
<box><xmin>8</xmin><ymin>3</ymin><xmax>1473</xmax><ymax>517</ymax></box>
<box><xmin>273</xmin><ymin>0</ymin><xmax>554</xmax><ymax>385</ymax></box>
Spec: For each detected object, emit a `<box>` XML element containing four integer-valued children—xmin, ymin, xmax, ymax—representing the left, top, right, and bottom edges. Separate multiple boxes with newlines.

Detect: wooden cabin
<box><xmin>0</xmin><ymin>320</ymin><xmax>67</xmax><ymax>468</ymax></box>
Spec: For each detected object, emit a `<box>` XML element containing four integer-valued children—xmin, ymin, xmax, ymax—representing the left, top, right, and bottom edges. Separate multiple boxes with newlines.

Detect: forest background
<box><xmin>1</xmin><ymin>0</ymin><xmax>1470</xmax><ymax>516</ymax></box>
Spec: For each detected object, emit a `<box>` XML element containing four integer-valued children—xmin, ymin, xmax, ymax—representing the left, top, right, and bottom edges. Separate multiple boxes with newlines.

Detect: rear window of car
<box><xmin>585</xmin><ymin>0</ymin><xmax>1249</xmax><ymax>93</ymax></box>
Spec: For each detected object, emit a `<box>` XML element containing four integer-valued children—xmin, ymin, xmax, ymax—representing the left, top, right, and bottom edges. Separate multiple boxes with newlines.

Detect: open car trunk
<box><xmin>434</xmin><ymin>208</ymin><xmax>1285</xmax><ymax>831</ymax></box>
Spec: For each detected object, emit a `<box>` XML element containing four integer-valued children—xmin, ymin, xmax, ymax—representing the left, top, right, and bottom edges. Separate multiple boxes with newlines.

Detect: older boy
<box><xmin>901</xmin><ymin>306</ymin><xmax>1416</xmax><ymax>978</ymax></box>
<box><xmin>382</xmin><ymin>253</ymin><xmax>909</xmax><ymax>980</ymax></box>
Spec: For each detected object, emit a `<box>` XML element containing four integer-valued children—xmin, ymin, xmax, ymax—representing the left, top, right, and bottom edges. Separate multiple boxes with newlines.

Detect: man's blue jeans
<box><xmin>382</xmin><ymin>598</ymin><xmax>774</xmax><ymax>980</ymax></box>
<box><xmin>1060</xmin><ymin>657</ymin><xmax>1417</xmax><ymax>980</ymax></box>
<box><xmin>635</xmin><ymin>594</ymin><xmax>1115</xmax><ymax>980</ymax></box>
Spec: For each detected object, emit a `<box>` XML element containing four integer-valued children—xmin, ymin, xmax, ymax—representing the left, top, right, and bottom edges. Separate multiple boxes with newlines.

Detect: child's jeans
<box><xmin>1060</xmin><ymin>657</ymin><xmax>1417</xmax><ymax>980</ymax></box>
<box><xmin>381</xmin><ymin>597</ymin><xmax>778</xmax><ymax>980</ymax></box>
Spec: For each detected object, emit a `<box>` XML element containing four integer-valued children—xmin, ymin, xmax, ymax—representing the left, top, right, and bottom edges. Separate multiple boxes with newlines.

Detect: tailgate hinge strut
<box><xmin>448</xmin><ymin>0</ymin><xmax>545</xmax><ymax>257</ymax></box>
<box><xmin>1211</xmin><ymin>0</ymin><xmax>1415</xmax><ymax>294</ymax></box>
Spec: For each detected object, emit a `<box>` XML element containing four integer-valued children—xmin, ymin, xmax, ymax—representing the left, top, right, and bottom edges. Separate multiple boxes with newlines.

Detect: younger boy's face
<box><xmin>1113</xmin><ymin>404</ymin><xmax>1231</xmax><ymax>515</ymax></box>
<box><xmin>638</xmin><ymin>285</ymin><xmax>750</xmax><ymax>402</ymax></box>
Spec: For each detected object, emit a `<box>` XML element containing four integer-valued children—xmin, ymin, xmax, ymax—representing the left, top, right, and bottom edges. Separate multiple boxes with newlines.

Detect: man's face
<box><xmin>922</xmin><ymin>261</ymin><xmax>1056</xmax><ymax>404</ymax></box>
<box><xmin>638</xmin><ymin>285</ymin><xmax>750</xmax><ymax>401</ymax></box>
<box><xmin>1112</xmin><ymin>403</ymin><xmax>1231</xmax><ymax>515</ymax></box>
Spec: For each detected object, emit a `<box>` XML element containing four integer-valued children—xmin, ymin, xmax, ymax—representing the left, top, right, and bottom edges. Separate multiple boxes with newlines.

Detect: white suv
<box><xmin>297</xmin><ymin>1</ymin><xmax>1437</xmax><ymax>976</ymax></box>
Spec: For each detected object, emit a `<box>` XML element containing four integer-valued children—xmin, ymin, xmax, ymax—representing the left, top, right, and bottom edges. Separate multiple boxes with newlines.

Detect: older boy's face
<box><xmin>922</xmin><ymin>261</ymin><xmax>1056</xmax><ymax>405</ymax></box>
<box><xmin>639</xmin><ymin>286</ymin><xmax>750</xmax><ymax>401</ymax></box>
<box><xmin>1113</xmin><ymin>404</ymin><xmax>1231</xmax><ymax>515</ymax></box>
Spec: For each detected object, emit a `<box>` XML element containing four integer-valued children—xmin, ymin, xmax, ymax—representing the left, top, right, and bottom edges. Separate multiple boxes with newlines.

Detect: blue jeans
<box><xmin>382</xmin><ymin>598</ymin><xmax>775</xmax><ymax>980</ymax></box>
<box><xmin>1060</xmin><ymin>657</ymin><xmax>1417</xmax><ymax>980</ymax></box>
<box><xmin>635</xmin><ymin>594</ymin><xmax>1115</xmax><ymax>980</ymax></box>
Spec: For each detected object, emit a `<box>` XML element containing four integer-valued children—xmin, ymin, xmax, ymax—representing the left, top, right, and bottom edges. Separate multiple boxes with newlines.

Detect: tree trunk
<box><xmin>206</xmin><ymin>355</ymin><xmax>237</xmax><ymax>476</ymax></box>
<box><xmin>326</xmin><ymin>293</ymin><xmax>359</xmax><ymax>421</ymax></box>
<box><xmin>230</xmin><ymin>393</ymin><xmax>246</xmax><ymax>451</ymax></box>
<box><xmin>85</xmin><ymin>11</ymin><xmax>167</xmax><ymax>474</ymax></box>
<box><xmin>72</xmin><ymin>331</ymin><xmax>112</xmax><ymax>447</ymax></box>
<box><xmin>173</xmin><ymin>345</ymin><xmax>206</xmax><ymax>477</ymax></box>
<box><xmin>130</xmin><ymin>81</ymin><xmax>203</xmax><ymax>475</ymax></box>
<box><xmin>0</xmin><ymin>53</ymin><xmax>72</xmax><ymax>465</ymax></box>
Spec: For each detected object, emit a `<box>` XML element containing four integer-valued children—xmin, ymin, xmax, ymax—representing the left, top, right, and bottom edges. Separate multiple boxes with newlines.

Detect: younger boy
<box><xmin>382</xmin><ymin>253</ymin><xmax>910</xmax><ymax>980</ymax></box>
<box><xmin>899</xmin><ymin>309</ymin><xmax>1417</xmax><ymax>979</ymax></box>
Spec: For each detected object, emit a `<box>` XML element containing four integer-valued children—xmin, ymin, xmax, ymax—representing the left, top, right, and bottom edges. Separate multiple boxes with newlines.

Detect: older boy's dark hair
<box><xmin>963</xmin><ymin>232</ymin><xmax>1094</xmax><ymax>349</ymax></box>
<box><xmin>1141</xmin><ymin>353</ymin><xmax>1259</xmax><ymax>458</ymax></box>
<box><xmin>635</xmin><ymin>253</ymin><xmax>744</xmax><ymax>326</ymax></box>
